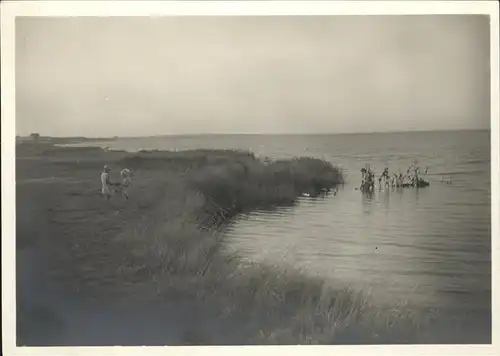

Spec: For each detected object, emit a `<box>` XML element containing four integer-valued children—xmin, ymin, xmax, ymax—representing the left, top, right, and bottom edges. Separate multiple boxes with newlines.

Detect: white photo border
<box><xmin>2</xmin><ymin>1</ymin><xmax>499</xmax><ymax>356</ymax></box>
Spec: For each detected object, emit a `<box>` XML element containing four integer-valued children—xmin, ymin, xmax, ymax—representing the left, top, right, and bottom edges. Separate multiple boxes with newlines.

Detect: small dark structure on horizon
<box><xmin>30</xmin><ymin>133</ymin><xmax>40</xmax><ymax>142</ymax></box>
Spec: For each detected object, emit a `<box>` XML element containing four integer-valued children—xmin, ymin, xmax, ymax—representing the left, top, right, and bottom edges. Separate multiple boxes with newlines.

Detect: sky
<box><xmin>16</xmin><ymin>15</ymin><xmax>491</xmax><ymax>137</ymax></box>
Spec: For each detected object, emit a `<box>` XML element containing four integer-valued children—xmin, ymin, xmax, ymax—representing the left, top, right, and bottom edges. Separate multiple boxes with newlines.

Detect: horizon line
<box><xmin>18</xmin><ymin>127</ymin><xmax>490</xmax><ymax>140</ymax></box>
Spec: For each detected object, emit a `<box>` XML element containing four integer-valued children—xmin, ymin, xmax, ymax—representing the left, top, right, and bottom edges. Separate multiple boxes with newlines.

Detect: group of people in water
<box><xmin>360</xmin><ymin>162</ymin><xmax>429</xmax><ymax>191</ymax></box>
<box><xmin>101</xmin><ymin>165</ymin><xmax>133</xmax><ymax>200</ymax></box>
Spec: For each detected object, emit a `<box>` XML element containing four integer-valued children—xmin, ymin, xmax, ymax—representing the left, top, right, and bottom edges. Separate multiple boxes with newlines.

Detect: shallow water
<box><xmin>71</xmin><ymin>130</ymin><xmax>492</xmax><ymax>315</ymax></box>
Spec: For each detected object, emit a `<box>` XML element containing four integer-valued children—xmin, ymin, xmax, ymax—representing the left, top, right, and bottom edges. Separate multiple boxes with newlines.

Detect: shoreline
<box><xmin>15</xmin><ymin>141</ymin><xmax>491</xmax><ymax>345</ymax></box>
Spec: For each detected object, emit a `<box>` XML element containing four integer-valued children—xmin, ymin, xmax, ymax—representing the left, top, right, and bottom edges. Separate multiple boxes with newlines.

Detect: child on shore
<box><xmin>119</xmin><ymin>168</ymin><xmax>133</xmax><ymax>200</ymax></box>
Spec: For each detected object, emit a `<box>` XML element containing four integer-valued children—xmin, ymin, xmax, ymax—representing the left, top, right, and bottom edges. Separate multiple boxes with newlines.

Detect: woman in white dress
<box><xmin>101</xmin><ymin>165</ymin><xmax>114</xmax><ymax>200</ymax></box>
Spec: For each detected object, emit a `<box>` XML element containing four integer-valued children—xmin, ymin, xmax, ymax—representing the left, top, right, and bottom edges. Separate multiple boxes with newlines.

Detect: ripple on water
<box><xmin>224</xmin><ymin>177</ymin><xmax>490</xmax><ymax>312</ymax></box>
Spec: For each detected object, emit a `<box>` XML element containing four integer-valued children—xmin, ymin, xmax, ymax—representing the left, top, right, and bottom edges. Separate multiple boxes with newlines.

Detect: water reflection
<box><xmin>361</xmin><ymin>189</ymin><xmax>374</xmax><ymax>216</ymax></box>
<box><xmin>381</xmin><ymin>189</ymin><xmax>391</xmax><ymax>210</ymax></box>
<box><xmin>361</xmin><ymin>188</ymin><xmax>375</xmax><ymax>201</ymax></box>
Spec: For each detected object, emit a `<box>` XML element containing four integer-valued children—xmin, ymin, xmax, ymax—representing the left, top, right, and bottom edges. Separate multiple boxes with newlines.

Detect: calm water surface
<box><xmin>83</xmin><ymin>130</ymin><xmax>491</xmax><ymax>313</ymax></box>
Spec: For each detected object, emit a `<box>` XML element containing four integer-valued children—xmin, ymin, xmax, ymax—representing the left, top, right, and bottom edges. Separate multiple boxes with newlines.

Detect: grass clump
<box><xmin>189</xmin><ymin>152</ymin><xmax>343</xmax><ymax>218</ymax></box>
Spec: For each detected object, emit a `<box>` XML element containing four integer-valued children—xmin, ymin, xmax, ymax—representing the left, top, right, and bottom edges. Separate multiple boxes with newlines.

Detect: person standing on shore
<box><xmin>101</xmin><ymin>165</ymin><xmax>114</xmax><ymax>200</ymax></box>
<box><xmin>120</xmin><ymin>168</ymin><xmax>132</xmax><ymax>200</ymax></box>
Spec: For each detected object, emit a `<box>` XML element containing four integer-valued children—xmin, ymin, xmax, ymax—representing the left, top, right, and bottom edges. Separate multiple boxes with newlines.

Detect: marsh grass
<box><xmin>17</xmin><ymin>142</ymin><xmax>425</xmax><ymax>344</ymax></box>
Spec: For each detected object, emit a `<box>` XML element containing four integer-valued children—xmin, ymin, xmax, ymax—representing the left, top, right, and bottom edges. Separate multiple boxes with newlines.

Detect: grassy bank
<box><xmin>16</xmin><ymin>141</ymin><xmax>429</xmax><ymax>344</ymax></box>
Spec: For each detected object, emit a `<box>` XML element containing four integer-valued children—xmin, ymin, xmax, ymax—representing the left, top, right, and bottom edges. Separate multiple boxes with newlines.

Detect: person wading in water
<box><xmin>379</xmin><ymin>167</ymin><xmax>390</xmax><ymax>188</ymax></box>
<box><xmin>360</xmin><ymin>168</ymin><xmax>367</xmax><ymax>187</ymax></box>
<box><xmin>361</xmin><ymin>165</ymin><xmax>375</xmax><ymax>191</ymax></box>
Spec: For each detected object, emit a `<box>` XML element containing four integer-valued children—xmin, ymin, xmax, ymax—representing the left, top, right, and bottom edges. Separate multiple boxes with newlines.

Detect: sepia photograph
<box><xmin>2</xmin><ymin>1</ymin><xmax>499</xmax><ymax>355</ymax></box>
